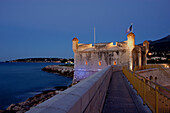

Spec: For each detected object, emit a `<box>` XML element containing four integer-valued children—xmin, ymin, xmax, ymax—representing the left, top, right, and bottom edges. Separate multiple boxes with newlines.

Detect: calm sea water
<box><xmin>0</xmin><ymin>62</ymin><xmax>72</xmax><ymax>110</ymax></box>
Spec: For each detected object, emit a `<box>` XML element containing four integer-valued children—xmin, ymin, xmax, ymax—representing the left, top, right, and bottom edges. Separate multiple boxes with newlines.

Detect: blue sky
<box><xmin>0</xmin><ymin>0</ymin><xmax>170</xmax><ymax>61</ymax></box>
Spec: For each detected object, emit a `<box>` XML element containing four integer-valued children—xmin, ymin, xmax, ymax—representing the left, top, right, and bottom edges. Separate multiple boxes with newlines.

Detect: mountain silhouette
<box><xmin>139</xmin><ymin>35</ymin><xmax>170</xmax><ymax>52</ymax></box>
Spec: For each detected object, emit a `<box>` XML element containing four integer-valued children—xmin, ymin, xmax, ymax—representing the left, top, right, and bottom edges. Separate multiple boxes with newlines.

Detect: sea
<box><xmin>0</xmin><ymin>62</ymin><xmax>72</xmax><ymax>110</ymax></box>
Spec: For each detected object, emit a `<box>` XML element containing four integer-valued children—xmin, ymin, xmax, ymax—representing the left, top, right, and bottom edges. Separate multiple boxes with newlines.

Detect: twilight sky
<box><xmin>0</xmin><ymin>0</ymin><xmax>170</xmax><ymax>61</ymax></box>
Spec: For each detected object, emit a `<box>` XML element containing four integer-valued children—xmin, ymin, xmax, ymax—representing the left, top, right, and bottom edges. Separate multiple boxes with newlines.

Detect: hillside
<box><xmin>148</xmin><ymin>35</ymin><xmax>170</xmax><ymax>52</ymax></box>
<box><xmin>138</xmin><ymin>35</ymin><xmax>170</xmax><ymax>52</ymax></box>
<box><xmin>139</xmin><ymin>35</ymin><xmax>170</xmax><ymax>64</ymax></box>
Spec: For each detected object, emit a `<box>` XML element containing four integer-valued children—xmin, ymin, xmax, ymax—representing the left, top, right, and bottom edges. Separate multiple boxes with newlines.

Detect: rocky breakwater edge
<box><xmin>0</xmin><ymin>65</ymin><xmax>74</xmax><ymax>113</ymax></box>
<box><xmin>42</xmin><ymin>65</ymin><xmax>74</xmax><ymax>78</ymax></box>
<box><xmin>0</xmin><ymin>87</ymin><xmax>68</xmax><ymax>113</ymax></box>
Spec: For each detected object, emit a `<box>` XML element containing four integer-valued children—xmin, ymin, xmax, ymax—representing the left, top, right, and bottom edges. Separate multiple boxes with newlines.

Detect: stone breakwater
<box><xmin>42</xmin><ymin>65</ymin><xmax>74</xmax><ymax>78</ymax></box>
<box><xmin>0</xmin><ymin>87</ymin><xmax>68</xmax><ymax>113</ymax></box>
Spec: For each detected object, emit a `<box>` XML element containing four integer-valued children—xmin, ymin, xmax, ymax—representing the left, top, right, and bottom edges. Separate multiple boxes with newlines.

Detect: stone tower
<box><xmin>127</xmin><ymin>32</ymin><xmax>135</xmax><ymax>70</ymax></box>
<box><xmin>72</xmin><ymin>37</ymin><xmax>79</xmax><ymax>52</ymax></box>
<box><xmin>143</xmin><ymin>40</ymin><xmax>149</xmax><ymax>65</ymax></box>
<box><xmin>72</xmin><ymin>37</ymin><xmax>79</xmax><ymax>68</ymax></box>
<box><xmin>143</xmin><ymin>40</ymin><xmax>149</xmax><ymax>53</ymax></box>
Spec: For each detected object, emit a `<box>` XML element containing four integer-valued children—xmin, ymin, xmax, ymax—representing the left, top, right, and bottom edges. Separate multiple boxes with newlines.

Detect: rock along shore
<box><xmin>0</xmin><ymin>86</ymin><xmax>69</xmax><ymax>113</ymax></box>
<box><xmin>0</xmin><ymin>65</ymin><xmax>74</xmax><ymax>113</ymax></box>
<box><xmin>42</xmin><ymin>65</ymin><xmax>74</xmax><ymax>78</ymax></box>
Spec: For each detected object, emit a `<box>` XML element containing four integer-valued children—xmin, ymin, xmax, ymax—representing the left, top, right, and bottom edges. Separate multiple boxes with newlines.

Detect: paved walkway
<box><xmin>102</xmin><ymin>71</ymin><xmax>149</xmax><ymax>113</ymax></box>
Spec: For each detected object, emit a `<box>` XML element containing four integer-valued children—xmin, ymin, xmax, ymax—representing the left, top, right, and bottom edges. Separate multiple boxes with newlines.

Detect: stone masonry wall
<box><xmin>75</xmin><ymin>50</ymin><xmax>129</xmax><ymax>71</ymax></box>
<box><xmin>136</xmin><ymin>68</ymin><xmax>170</xmax><ymax>86</ymax></box>
<box><xmin>73</xmin><ymin>50</ymin><xmax>129</xmax><ymax>83</ymax></box>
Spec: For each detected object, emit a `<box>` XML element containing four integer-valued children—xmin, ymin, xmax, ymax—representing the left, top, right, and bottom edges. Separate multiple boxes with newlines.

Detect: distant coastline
<box><xmin>5</xmin><ymin>58</ymin><xmax>74</xmax><ymax>64</ymax></box>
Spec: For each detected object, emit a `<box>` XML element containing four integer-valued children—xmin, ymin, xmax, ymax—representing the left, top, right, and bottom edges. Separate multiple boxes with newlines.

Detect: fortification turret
<box><xmin>127</xmin><ymin>32</ymin><xmax>135</xmax><ymax>70</ymax></box>
<box><xmin>72</xmin><ymin>37</ymin><xmax>79</xmax><ymax>52</ymax></box>
<box><xmin>127</xmin><ymin>32</ymin><xmax>135</xmax><ymax>51</ymax></box>
<box><xmin>143</xmin><ymin>40</ymin><xmax>149</xmax><ymax>65</ymax></box>
<box><xmin>143</xmin><ymin>40</ymin><xmax>149</xmax><ymax>53</ymax></box>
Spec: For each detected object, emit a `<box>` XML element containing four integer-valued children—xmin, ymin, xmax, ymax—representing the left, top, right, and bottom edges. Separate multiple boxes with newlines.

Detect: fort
<box><xmin>72</xmin><ymin>32</ymin><xmax>149</xmax><ymax>83</ymax></box>
<box><xmin>25</xmin><ymin>32</ymin><xmax>169</xmax><ymax>113</ymax></box>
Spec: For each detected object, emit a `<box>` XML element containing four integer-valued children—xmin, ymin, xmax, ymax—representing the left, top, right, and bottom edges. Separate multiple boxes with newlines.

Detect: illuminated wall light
<box><xmin>85</xmin><ymin>61</ymin><xmax>88</xmax><ymax>65</ymax></box>
<box><xmin>98</xmin><ymin>61</ymin><xmax>101</xmax><ymax>66</ymax></box>
<box><xmin>113</xmin><ymin>61</ymin><xmax>117</xmax><ymax>65</ymax></box>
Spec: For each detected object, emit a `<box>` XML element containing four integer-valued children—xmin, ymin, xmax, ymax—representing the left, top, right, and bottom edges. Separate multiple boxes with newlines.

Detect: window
<box><xmin>98</xmin><ymin>61</ymin><xmax>101</xmax><ymax>66</ymax></box>
<box><xmin>85</xmin><ymin>61</ymin><xmax>88</xmax><ymax>65</ymax></box>
<box><xmin>155</xmin><ymin>77</ymin><xmax>157</xmax><ymax>82</ymax></box>
<box><xmin>114</xmin><ymin>61</ymin><xmax>117</xmax><ymax>65</ymax></box>
<box><xmin>149</xmin><ymin>76</ymin><xmax>153</xmax><ymax>81</ymax></box>
<box><xmin>146</xmin><ymin>77</ymin><xmax>148</xmax><ymax>84</ymax></box>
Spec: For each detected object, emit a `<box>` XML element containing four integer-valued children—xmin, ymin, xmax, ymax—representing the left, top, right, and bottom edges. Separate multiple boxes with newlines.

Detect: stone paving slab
<box><xmin>102</xmin><ymin>71</ymin><xmax>150</xmax><ymax>113</ymax></box>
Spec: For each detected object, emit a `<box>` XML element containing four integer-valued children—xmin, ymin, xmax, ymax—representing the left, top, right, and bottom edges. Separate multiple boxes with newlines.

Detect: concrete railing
<box><xmin>26</xmin><ymin>65</ymin><xmax>119</xmax><ymax>113</ymax></box>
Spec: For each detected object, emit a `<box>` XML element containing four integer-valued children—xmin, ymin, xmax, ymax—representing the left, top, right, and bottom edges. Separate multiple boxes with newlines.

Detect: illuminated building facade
<box><xmin>72</xmin><ymin>32</ymin><xmax>149</xmax><ymax>83</ymax></box>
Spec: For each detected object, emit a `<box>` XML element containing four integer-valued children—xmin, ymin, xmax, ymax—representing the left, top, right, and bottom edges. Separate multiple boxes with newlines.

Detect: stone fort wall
<box><xmin>72</xmin><ymin>32</ymin><xmax>149</xmax><ymax>83</ymax></box>
<box><xmin>136</xmin><ymin>68</ymin><xmax>170</xmax><ymax>86</ymax></box>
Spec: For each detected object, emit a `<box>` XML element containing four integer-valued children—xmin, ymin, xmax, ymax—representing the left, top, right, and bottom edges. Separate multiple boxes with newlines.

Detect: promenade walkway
<box><xmin>102</xmin><ymin>71</ymin><xmax>150</xmax><ymax>113</ymax></box>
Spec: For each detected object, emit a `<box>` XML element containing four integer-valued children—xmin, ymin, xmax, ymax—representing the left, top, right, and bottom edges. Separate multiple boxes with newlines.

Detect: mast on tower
<box><xmin>94</xmin><ymin>26</ymin><xmax>95</xmax><ymax>45</ymax></box>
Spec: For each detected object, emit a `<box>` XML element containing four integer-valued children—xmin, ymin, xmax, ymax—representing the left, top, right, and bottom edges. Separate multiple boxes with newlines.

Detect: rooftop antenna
<box><xmin>94</xmin><ymin>25</ymin><xmax>95</xmax><ymax>45</ymax></box>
